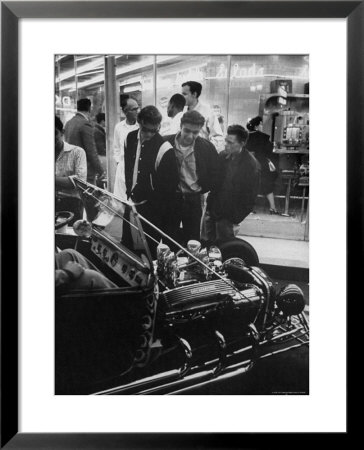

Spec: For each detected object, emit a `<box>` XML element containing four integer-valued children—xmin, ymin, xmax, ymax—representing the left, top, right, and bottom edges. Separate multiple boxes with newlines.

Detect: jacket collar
<box><xmin>76</xmin><ymin>112</ymin><xmax>89</xmax><ymax>121</ymax></box>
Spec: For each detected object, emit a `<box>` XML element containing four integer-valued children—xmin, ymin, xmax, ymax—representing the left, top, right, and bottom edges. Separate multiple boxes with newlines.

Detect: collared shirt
<box><xmin>184</xmin><ymin>101</ymin><xmax>223</xmax><ymax>141</ymax></box>
<box><xmin>174</xmin><ymin>133</ymin><xmax>201</xmax><ymax>194</ymax></box>
<box><xmin>167</xmin><ymin>111</ymin><xmax>184</xmax><ymax>135</ymax></box>
<box><xmin>113</xmin><ymin>120</ymin><xmax>139</xmax><ymax>163</ymax></box>
<box><xmin>56</xmin><ymin>141</ymin><xmax>87</xmax><ymax>198</ymax></box>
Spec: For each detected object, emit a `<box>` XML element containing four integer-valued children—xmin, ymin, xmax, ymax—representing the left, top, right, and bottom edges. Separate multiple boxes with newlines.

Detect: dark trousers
<box><xmin>169</xmin><ymin>193</ymin><xmax>202</xmax><ymax>246</ymax></box>
<box><xmin>87</xmin><ymin>175</ymin><xmax>97</xmax><ymax>185</ymax></box>
<box><xmin>201</xmin><ymin>208</ymin><xmax>250</xmax><ymax>244</ymax></box>
<box><xmin>201</xmin><ymin>208</ymin><xmax>237</xmax><ymax>244</ymax></box>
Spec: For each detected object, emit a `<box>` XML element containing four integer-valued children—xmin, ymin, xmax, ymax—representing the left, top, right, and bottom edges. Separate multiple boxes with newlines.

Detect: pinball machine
<box><xmin>259</xmin><ymin>80</ymin><xmax>309</xmax><ymax>221</ymax></box>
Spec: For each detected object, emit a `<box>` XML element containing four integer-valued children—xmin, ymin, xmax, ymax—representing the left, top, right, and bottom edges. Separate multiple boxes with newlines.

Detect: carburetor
<box><xmin>156</xmin><ymin>240</ymin><xmax>224</xmax><ymax>288</ymax></box>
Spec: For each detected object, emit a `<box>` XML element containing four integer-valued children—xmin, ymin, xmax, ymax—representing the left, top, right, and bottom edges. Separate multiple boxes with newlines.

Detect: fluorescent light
<box><xmin>55</xmin><ymin>55</ymin><xmax>179</xmax><ymax>90</ymax></box>
<box><xmin>56</xmin><ymin>56</ymin><xmax>104</xmax><ymax>83</ymax></box>
<box><xmin>119</xmin><ymin>75</ymin><xmax>142</xmax><ymax>86</ymax></box>
<box><xmin>55</xmin><ymin>55</ymin><xmax>68</xmax><ymax>63</ymax></box>
<box><xmin>123</xmin><ymin>83</ymin><xmax>141</xmax><ymax>93</ymax></box>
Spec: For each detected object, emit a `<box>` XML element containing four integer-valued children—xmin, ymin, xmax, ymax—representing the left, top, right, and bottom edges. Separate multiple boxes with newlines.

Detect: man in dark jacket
<box><xmin>164</xmin><ymin>110</ymin><xmax>220</xmax><ymax>245</ymax></box>
<box><xmin>124</xmin><ymin>105</ymin><xmax>178</xmax><ymax>240</ymax></box>
<box><xmin>94</xmin><ymin>112</ymin><xmax>106</xmax><ymax>158</ymax></box>
<box><xmin>94</xmin><ymin>112</ymin><xmax>106</xmax><ymax>186</ymax></box>
<box><xmin>64</xmin><ymin>98</ymin><xmax>104</xmax><ymax>185</ymax></box>
<box><xmin>202</xmin><ymin>125</ymin><xmax>260</xmax><ymax>244</ymax></box>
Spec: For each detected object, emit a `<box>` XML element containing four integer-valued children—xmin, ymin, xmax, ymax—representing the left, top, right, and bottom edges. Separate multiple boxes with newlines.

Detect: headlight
<box><xmin>276</xmin><ymin>284</ymin><xmax>305</xmax><ymax>316</ymax></box>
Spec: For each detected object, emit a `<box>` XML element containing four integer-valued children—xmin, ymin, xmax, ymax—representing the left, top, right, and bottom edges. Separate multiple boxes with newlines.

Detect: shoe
<box><xmin>269</xmin><ymin>209</ymin><xmax>280</xmax><ymax>215</ymax></box>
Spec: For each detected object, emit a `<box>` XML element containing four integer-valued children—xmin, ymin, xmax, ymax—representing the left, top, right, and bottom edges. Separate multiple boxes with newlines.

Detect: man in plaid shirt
<box><xmin>55</xmin><ymin>116</ymin><xmax>87</xmax><ymax>223</ymax></box>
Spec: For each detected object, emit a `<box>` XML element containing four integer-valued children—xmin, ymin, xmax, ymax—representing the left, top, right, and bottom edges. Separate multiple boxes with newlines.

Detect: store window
<box><xmin>55</xmin><ymin>55</ymin><xmax>105</xmax><ymax>125</ymax></box>
<box><xmin>228</xmin><ymin>55</ymin><xmax>309</xmax><ymax>127</ymax></box>
<box><xmin>75</xmin><ymin>55</ymin><xmax>105</xmax><ymax>119</ymax></box>
<box><xmin>55</xmin><ymin>55</ymin><xmax>77</xmax><ymax>126</ymax></box>
<box><xmin>156</xmin><ymin>55</ymin><xmax>229</xmax><ymax>135</ymax></box>
<box><xmin>115</xmin><ymin>55</ymin><xmax>154</xmax><ymax>115</ymax></box>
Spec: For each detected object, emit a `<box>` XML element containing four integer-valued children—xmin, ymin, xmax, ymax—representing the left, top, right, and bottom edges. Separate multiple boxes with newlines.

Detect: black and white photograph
<box><xmin>1</xmin><ymin>0</ymin><xmax>354</xmax><ymax>443</ymax></box>
<box><xmin>55</xmin><ymin>54</ymin><xmax>310</xmax><ymax>395</ymax></box>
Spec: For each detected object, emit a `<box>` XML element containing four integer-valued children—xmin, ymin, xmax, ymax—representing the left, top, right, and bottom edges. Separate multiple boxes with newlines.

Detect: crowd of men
<box><xmin>55</xmin><ymin>80</ymin><xmax>261</xmax><ymax>250</ymax></box>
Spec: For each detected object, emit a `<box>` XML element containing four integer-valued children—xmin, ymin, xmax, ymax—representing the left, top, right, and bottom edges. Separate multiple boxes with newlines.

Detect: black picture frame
<box><xmin>1</xmin><ymin>1</ymin><xmax>359</xmax><ymax>448</ymax></box>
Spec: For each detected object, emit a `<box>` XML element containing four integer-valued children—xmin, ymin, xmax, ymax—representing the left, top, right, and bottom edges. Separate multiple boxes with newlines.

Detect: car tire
<box><xmin>218</xmin><ymin>238</ymin><xmax>259</xmax><ymax>266</ymax></box>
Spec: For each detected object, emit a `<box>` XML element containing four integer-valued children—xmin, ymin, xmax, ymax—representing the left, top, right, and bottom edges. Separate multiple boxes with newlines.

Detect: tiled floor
<box><xmin>238</xmin><ymin>209</ymin><xmax>308</xmax><ymax>241</ymax></box>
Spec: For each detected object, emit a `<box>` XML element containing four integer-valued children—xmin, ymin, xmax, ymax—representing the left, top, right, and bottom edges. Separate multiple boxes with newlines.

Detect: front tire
<box><xmin>218</xmin><ymin>238</ymin><xmax>259</xmax><ymax>266</ymax></box>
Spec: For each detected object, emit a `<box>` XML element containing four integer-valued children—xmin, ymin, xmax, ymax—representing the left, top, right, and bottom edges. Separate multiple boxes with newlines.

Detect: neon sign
<box><xmin>214</xmin><ymin>63</ymin><xmax>265</xmax><ymax>79</ymax></box>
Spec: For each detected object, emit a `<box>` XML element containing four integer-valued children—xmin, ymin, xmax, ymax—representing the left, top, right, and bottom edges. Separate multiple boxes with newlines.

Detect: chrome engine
<box><xmin>155</xmin><ymin>241</ymin><xmax>272</xmax><ymax>328</ymax></box>
<box><xmin>161</xmin><ymin>279</ymin><xmax>264</xmax><ymax>325</ymax></box>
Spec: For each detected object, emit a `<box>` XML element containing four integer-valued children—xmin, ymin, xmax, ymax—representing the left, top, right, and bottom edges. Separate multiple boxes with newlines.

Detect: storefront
<box><xmin>55</xmin><ymin>54</ymin><xmax>309</xmax><ymax>240</ymax></box>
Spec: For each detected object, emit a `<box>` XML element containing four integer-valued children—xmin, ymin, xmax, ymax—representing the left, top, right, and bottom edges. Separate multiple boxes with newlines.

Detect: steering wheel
<box><xmin>55</xmin><ymin>211</ymin><xmax>74</xmax><ymax>230</ymax></box>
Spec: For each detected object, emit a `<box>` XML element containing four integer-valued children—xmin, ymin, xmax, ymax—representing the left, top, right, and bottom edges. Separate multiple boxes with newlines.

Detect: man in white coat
<box><xmin>113</xmin><ymin>97</ymin><xmax>140</xmax><ymax>200</ymax></box>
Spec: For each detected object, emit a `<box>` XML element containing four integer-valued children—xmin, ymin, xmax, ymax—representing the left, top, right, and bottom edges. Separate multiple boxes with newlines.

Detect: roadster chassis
<box><xmin>55</xmin><ymin>178</ymin><xmax>309</xmax><ymax>395</ymax></box>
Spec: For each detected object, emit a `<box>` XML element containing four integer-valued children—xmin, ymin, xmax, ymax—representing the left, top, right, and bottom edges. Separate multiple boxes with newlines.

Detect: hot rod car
<box><xmin>55</xmin><ymin>177</ymin><xmax>309</xmax><ymax>395</ymax></box>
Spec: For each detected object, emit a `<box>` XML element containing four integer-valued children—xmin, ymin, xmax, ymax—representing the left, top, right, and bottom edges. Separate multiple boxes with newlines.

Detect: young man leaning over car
<box><xmin>163</xmin><ymin>110</ymin><xmax>220</xmax><ymax>246</ymax></box>
<box><xmin>201</xmin><ymin>125</ymin><xmax>260</xmax><ymax>244</ymax></box>
<box><xmin>124</xmin><ymin>105</ymin><xmax>179</xmax><ymax>247</ymax></box>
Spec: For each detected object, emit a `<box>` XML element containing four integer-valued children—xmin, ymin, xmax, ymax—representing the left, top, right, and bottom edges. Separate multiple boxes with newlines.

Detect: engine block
<box><xmin>160</xmin><ymin>279</ymin><xmax>264</xmax><ymax>325</ymax></box>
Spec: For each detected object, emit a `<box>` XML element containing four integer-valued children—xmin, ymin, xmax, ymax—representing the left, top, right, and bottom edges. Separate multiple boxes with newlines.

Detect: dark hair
<box><xmin>246</xmin><ymin>116</ymin><xmax>263</xmax><ymax>132</ymax></box>
<box><xmin>137</xmin><ymin>105</ymin><xmax>162</xmax><ymax>126</ymax></box>
<box><xmin>169</xmin><ymin>93</ymin><xmax>186</xmax><ymax>111</ymax></box>
<box><xmin>180</xmin><ymin>110</ymin><xmax>205</xmax><ymax>128</ymax></box>
<box><xmin>96</xmin><ymin>112</ymin><xmax>105</xmax><ymax>123</ymax></box>
<box><xmin>182</xmin><ymin>81</ymin><xmax>202</xmax><ymax>98</ymax></box>
<box><xmin>120</xmin><ymin>94</ymin><xmax>130</xmax><ymax>110</ymax></box>
<box><xmin>227</xmin><ymin>124</ymin><xmax>249</xmax><ymax>143</ymax></box>
<box><xmin>55</xmin><ymin>116</ymin><xmax>63</xmax><ymax>133</ymax></box>
<box><xmin>77</xmin><ymin>98</ymin><xmax>91</xmax><ymax>112</ymax></box>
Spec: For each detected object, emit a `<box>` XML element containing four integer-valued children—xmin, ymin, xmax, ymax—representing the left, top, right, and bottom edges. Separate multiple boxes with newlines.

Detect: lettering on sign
<box><xmin>215</xmin><ymin>63</ymin><xmax>265</xmax><ymax>79</ymax></box>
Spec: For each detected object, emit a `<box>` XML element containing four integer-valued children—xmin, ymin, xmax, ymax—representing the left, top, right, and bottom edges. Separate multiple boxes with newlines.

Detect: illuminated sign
<box><xmin>214</xmin><ymin>63</ymin><xmax>265</xmax><ymax>79</ymax></box>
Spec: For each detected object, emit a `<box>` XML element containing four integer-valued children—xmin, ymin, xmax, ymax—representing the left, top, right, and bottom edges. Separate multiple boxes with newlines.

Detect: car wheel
<box><xmin>218</xmin><ymin>238</ymin><xmax>259</xmax><ymax>266</ymax></box>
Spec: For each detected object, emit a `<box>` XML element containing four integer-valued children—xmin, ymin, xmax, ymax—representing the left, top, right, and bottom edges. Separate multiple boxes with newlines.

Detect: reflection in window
<box><xmin>115</xmin><ymin>55</ymin><xmax>154</xmax><ymax>116</ymax></box>
<box><xmin>156</xmin><ymin>55</ymin><xmax>229</xmax><ymax>135</ymax></box>
<box><xmin>228</xmin><ymin>55</ymin><xmax>309</xmax><ymax>127</ymax></box>
<box><xmin>76</xmin><ymin>55</ymin><xmax>105</xmax><ymax>120</ymax></box>
<box><xmin>55</xmin><ymin>55</ymin><xmax>106</xmax><ymax>126</ymax></box>
<box><xmin>55</xmin><ymin>55</ymin><xmax>77</xmax><ymax>126</ymax></box>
